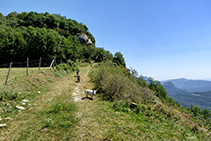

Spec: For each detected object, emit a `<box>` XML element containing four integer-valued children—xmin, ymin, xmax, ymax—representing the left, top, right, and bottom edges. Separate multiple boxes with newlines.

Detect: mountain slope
<box><xmin>171</xmin><ymin>91</ymin><xmax>211</xmax><ymax>111</ymax></box>
<box><xmin>163</xmin><ymin>81</ymin><xmax>187</xmax><ymax>96</ymax></box>
<box><xmin>0</xmin><ymin>65</ymin><xmax>211</xmax><ymax>140</ymax></box>
<box><xmin>162</xmin><ymin>78</ymin><xmax>211</xmax><ymax>93</ymax></box>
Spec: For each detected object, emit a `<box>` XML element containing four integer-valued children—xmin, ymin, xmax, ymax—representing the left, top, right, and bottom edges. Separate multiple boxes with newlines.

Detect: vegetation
<box><xmin>0</xmin><ymin>11</ymin><xmax>121</xmax><ymax>65</ymax></box>
<box><xmin>89</xmin><ymin>62</ymin><xmax>211</xmax><ymax>140</ymax></box>
<box><xmin>1</xmin><ymin>11</ymin><xmax>211</xmax><ymax>140</ymax></box>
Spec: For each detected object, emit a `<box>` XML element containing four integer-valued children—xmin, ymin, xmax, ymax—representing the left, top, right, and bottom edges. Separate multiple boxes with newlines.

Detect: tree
<box><xmin>94</xmin><ymin>47</ymin><xmax>107</xmax><ymax>62</ymax></box>
<box><xmin>113</xmin><ymin>52</ymin><xmax>126</xmax><ymax>67</ymax></box>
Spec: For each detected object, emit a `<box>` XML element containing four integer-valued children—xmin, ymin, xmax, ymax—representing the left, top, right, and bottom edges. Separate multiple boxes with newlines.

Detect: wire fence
<box><xmin>0</xmin><ymin>58</ymin><xmax>59</xmax><ymax>68</ymax></box>
<box><xmin>0</xmin><ymin>57</ymin><xmax>62</xmax><ymax>85</ymax></box>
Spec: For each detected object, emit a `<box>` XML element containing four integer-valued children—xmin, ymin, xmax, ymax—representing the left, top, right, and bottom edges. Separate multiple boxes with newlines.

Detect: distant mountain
<box><xmin>171</xmin><ymin>91</ymin><xmax>211</xmax><ymax>111</ymax></box>
<box><xmin>162</xmin><ymin>78</ymin><xmax>211</xmax><ymax>110</ymax></box>
<box><xmin>163</xmin><ymin>82</ymin><xmax>187</xmax><ymax>96</ymax></box>
<box><xmin>161</xmin><ymin>78</ymin><xmax>211</xmax><ymax>93</ymax></box>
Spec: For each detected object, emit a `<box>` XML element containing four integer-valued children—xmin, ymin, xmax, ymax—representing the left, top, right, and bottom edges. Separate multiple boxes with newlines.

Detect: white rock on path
<box><xmin>21</xmin><ymin>103</ymin><xmax>26</xmax><ymax>105</ymax></box>
<box><xmin>0</xmin><ymin>124</ymin><xmax>6</xmax><ymax>127</ymax></box>
<box><xmin>5</xmin><ymin>117</ymin><xmax>12</xmax><ymax>120</ymax></box>
<box><xmin>16</xmin><ymin>106</ymin><xmax>26</xmax><ymax>110</ymax></box>
<box><xmin>74</xmin><ymin>97</ymin><xmax>82</xmax><ymax>102</ymax></box>
<box><xmin>22</xmin><ymin>99</ymin><xmax>30</xmax><ymax>103</ymax></box>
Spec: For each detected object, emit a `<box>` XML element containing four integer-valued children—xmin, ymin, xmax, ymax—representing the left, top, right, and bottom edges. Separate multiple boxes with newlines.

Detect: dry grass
<box><xmin>0</xmin><ymin>67</ymin><xmax>48</xmax><ymax>85</ymax></box>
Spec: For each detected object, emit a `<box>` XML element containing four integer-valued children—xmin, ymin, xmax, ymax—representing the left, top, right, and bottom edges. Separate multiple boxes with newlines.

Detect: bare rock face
<box><xmin>76</xmin><ymin>33</ymin><xmax>92</xmax><ymax>45</ymax></box>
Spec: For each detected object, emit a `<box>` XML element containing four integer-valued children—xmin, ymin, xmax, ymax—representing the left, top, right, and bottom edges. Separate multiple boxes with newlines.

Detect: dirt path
<box><xmin>70</xmin><ymin>67</ymin><xmax>108</xmax><ymax>140</ymax></box>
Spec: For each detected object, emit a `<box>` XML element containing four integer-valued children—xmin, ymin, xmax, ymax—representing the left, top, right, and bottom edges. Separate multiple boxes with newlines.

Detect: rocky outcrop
<box><xmin>76</xmin><ymin>33</ymin><xmax>92</xmax><ymax>46</ymax></box>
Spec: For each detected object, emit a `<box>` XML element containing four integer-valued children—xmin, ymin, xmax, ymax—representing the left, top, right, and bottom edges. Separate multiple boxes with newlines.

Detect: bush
<box><xmin>56</xmin><ymin>60</ymin><xmax>78</xmax><ymax>73</ymax></box>
<box><xmin>89</xmin><ymin>62</ymin><xmax>153</xmax><ymax>103</ymax></box>
<box><xmin>0</xmin><ymin>90</ymin><xmax>20</xmax><ymax>101</ymax></box>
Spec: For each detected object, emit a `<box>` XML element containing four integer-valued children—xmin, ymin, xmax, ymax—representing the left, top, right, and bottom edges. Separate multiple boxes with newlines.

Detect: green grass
<box><xmin>0</xmin><ymin>67</ymin><xmax>48</xmax><ymax>85</ymax></box>
<box><xmin>76</xmin><ymin>100</ymin><xmax>208</xmax><ymax>140</ymax></box>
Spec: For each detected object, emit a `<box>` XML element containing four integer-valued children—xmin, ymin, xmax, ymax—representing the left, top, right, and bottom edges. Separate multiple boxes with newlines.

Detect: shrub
<box><xmin>89</xmin><ymin>62</ymin><xmax>153</xmax><ymax>103</ymax></box>
<box><xmin>0</xmin><ymin>90</ymin><xmax>20</xmax><ymax>101</ymax></box>
<box><xmin>56</xmin><ymin>60</ymin><xmax>78</xmax><ymax>73</ymax></box>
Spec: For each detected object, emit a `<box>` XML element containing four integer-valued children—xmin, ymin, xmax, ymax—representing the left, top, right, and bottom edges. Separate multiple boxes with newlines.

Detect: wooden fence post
<box><xmin>5</xmin><ymin>62</ymin><xmax>13</xmax><ymax>85</ymax></box>
<box><xmin>49</xmin><ymin>57</ymin><xmax>56</xmax><ymax>70</ymax></box>
<box><xmin>26</xmin><ymin>58</ymin><xmax>29</xmax><ymax>76</ymax></box>
<box><xmin>39</xmin><ymin>57</ymin><xmax>42</xmax><ymax>70</ymax></box>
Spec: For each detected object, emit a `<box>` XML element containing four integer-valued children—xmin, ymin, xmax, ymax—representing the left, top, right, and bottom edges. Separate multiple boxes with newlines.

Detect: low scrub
<box><xmin>89</xmin><ymin>62</ymin><xmax>153</xmax><ymax>103</ymax></box>
<box><xmin>56</xmin><ymin>60</ymin><xmax>78</xmax><ymax>73</ymax></box>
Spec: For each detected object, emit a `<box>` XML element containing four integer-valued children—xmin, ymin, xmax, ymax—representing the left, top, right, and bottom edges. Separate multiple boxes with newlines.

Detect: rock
<box><xmin>21</xmin><ymin>103</ymin><xmax>26</xmax><ymax>105</ymax></box>
<box><xmin>37</xmin><ymin>91</ymin><xmax>41</xmax><ymax>94</ymax></box>
<box><xmin>5</xmin><ymin>117</ymin><xmax>12</xmax><ymax>120</ymax></box>
<box><xmin>0</xmin><ymin>124</ymin><xmax>6</xmax><ymax>127</ymax></box>
<box><xmin>22</xmin><ymin>99</ymin><xmax>30</xmax><ymax>103</ymax></box>
<box><xmin>76</xmin><ymin>33</ymin><xmax>92</xmax><ymax>45</ymax></box>
<box><xmin>16</xmin><ymin>106</ymin><xmax>26</xmax><ymax>110</ymax></box>
<box><xmin>130</xmin><ymin>102</ymin><xmax>137</xmax><ymax>109</ymax></box>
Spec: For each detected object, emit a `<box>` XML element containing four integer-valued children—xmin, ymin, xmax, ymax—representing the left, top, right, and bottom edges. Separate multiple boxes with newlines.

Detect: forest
<box><xmin>0</xmin><ymin>11</ymin><xmax>125</xmax><ymax>67</ymax></box>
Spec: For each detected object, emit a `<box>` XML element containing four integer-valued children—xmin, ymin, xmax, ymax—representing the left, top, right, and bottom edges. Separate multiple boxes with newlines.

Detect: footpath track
<box><xmin>0</xmin><ymin>66</ymin><xmax>97</xmax><ymax>140</ymax></box>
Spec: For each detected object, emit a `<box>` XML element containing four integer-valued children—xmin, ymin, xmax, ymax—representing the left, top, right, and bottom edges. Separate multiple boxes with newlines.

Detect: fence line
<box><xmin>0</xmin><ymin>58</ymin><xmax>57</xmax><ymax>68</ymax></box>
<box><xmin>2</xmin><ymin>57</ymin><xmax>60</xmax><ymax>85</ymax></box>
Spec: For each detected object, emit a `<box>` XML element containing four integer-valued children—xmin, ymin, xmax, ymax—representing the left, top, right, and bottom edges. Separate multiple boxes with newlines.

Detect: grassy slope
<box><xmin>0</xmin><ymin>66</ymin><xmax>210</xmax><ymax>140</ymax></box>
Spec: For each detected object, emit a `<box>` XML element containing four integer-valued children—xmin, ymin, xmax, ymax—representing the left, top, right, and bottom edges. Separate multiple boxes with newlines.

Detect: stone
<box><xmin>0</xmin><ymin>124</ymin><xmax>6</xmax><ymax>127</ymax></box>
<box><xmin>37</xmin><ymin>91</ymin><xmax>41</xmax><ymax>94</ymax></box>
<box><xmin>16</xmin><ymin>106</ymin><xmax>26</xmax><ymax>110</ymax></box>
<box><xmin>130</xmin><ymin>102</ymin><xmax>137</xmax><ymax>109</ymax></box>
<box><xmin>21</xmin><ymin>103</ymin><xmax>26</xmax><ymax>105</ymax></box>
<box><xmin>76</xmin><ymin>33</ymin><xmax>92</xmax><ymax>45</ymax></box>
<box><xmin>5</xmin><ymin>117</ymin><xmax>12</xmax><ymax>120</ymax></box>
<box><xmin>22</xmin><ymin>99</ymin><xmax>30</xmax><ymax>103</ymax></box>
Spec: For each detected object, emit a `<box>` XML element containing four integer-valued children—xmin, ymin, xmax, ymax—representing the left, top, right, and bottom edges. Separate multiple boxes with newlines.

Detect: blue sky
<box><xmin>1</xmin><ymin>0</ymin><xmax>211</xmax><ymax>81</ymax></box>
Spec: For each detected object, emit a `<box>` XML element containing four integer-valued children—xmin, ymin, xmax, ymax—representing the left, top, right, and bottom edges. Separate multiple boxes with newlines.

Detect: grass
<box><xmin>70</xmin><ymin>98</ymin><xmax>209</xmax><ymax>140</ymax></box>
<box><xmin>0</xmin><ymin>67</ymin><xmax>80</xmax><ymax>140</ymax></box>
<box><xmin>0</xmin><ymin>65</ymin><xmax>210</xmax><ymax>140</ymax></box>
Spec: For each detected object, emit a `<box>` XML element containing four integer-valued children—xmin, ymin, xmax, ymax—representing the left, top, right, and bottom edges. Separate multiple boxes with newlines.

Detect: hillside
<box><xmin>163</xmin><ymin>81</ymin><xmax>188</xmax><ymax>96</ymax></box>
<box><xmin>0</xmin><ymin>11</ymin><xmax>121</xmax><ymax>67</ymax></box>
<box><xmin>162</xmin><ymin>79</ymin><xmax>211</xmax><ymax>111</ymax></box>
<box><xmin>0</xmin><ymin>64</ymin><xmax>210</xmax><ymax>140</ymax></box>
<box><xmin>171</xmin><ymin>91</ymin><xmax>211</xmax><ymax>111</ymax></box>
